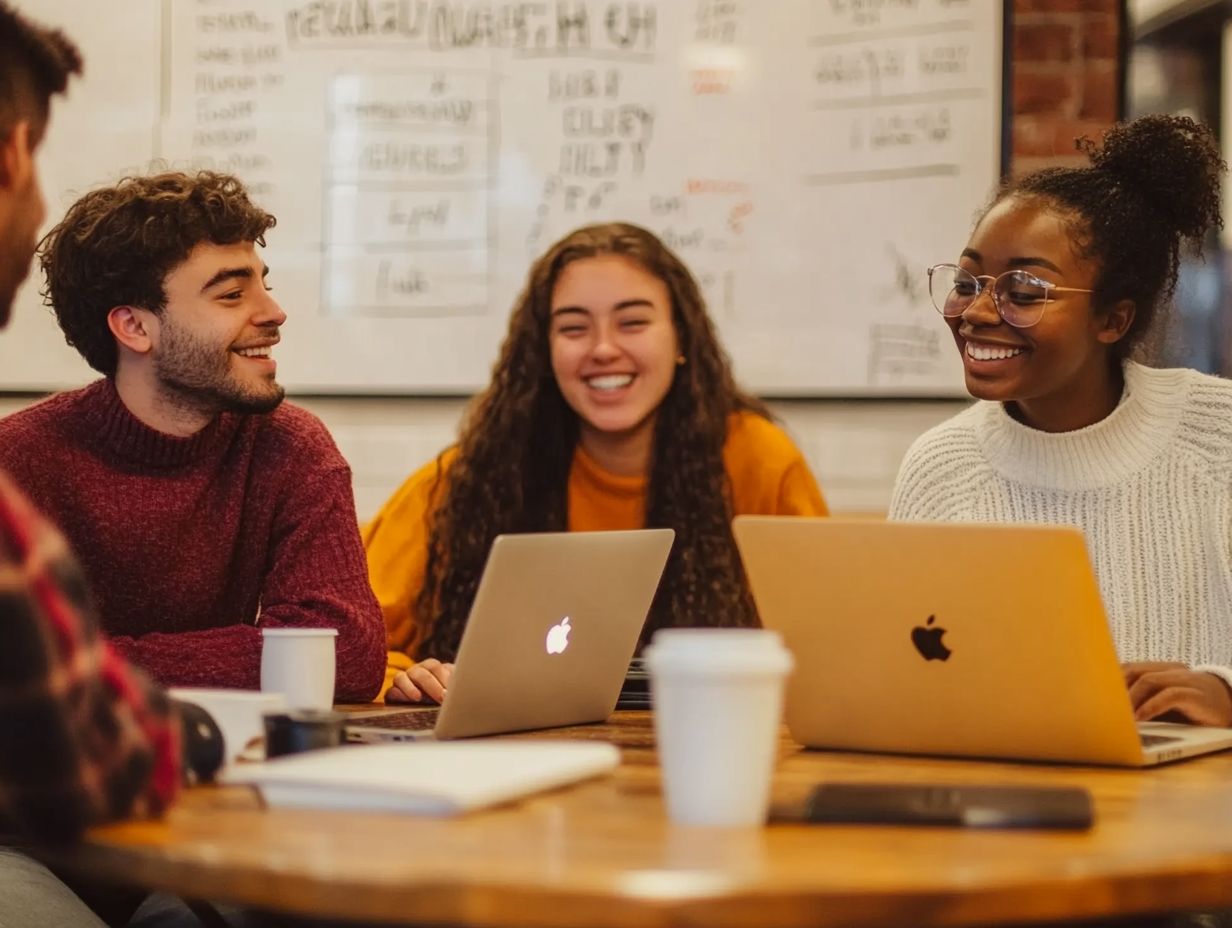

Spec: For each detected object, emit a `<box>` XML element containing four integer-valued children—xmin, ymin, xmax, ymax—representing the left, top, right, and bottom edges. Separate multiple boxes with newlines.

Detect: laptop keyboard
<box><xmin>1140</xmin><ymin>733</ymin><xmax>1181</xmax><ymax>748</ymax></box>
<box><xmin>353</xmin><ymin>709</ymin><xmax>439</xmax><ymax>731</ymax></box>
<box><xmin>617</xmin><ymin>658</ymin><xmax>652</xmax><ymax>710</ymax></box>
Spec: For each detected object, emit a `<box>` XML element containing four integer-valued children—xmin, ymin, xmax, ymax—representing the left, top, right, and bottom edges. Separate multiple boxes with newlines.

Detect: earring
<box><xmin>675</xmin><ymin>355</ymin><xmax>686</xmax><ymax>366</ymax></box>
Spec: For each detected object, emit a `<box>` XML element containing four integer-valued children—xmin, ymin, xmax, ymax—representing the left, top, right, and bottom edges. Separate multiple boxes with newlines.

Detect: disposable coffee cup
<box><xmin>260</xmin><ymin>628</ymin><xmax>338</xmax><ymax>711</ymax></box>
<box><xmin>645</xmin><ymin>628</ymin><xmax>793</xmax><ymax>826</ymax></box>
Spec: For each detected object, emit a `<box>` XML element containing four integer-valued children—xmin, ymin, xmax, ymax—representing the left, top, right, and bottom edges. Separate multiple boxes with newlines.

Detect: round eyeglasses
<box><xmin>926</xmin><ymin>263</ymin><xmax>1094</xmax><ymax>329</ymax></box>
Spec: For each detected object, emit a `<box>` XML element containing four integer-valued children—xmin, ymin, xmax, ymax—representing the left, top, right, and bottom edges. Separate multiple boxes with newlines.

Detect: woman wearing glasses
<box><xmin>367</xmin><ymin>222</ymin><xmax>828</xmax><ymax>703</ymax></box>
<box><xmin>891</xmin><ymin>114</ymin><xmax>1232</xmax><ymax>725</ymax></box>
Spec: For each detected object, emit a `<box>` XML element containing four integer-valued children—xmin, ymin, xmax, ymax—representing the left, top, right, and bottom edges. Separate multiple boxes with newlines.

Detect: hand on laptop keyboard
<box><xmin>387</xmin><ymin>658</ymin><xmax>454</xmax><ymax>705</ymax></box>
<box><xmin>1123</xmin><ymin>661</ymin><xmax>1232</xmax><ymax>728</ymax></box>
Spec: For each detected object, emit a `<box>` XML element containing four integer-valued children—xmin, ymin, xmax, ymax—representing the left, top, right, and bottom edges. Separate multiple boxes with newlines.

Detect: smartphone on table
<box><xmin>804</xmin><ymin>782</ymin><xmax>1094</xmax><ymax>830</ymax></box>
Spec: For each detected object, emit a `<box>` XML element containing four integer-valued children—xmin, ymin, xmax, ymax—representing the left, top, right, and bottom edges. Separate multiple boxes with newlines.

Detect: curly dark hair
<box><xmin>0</xmin><ymin>1</ymin><xmax>82</xmax><ymax>145</ymax></box>
<box><xmin>415</xmin><ymin>222</ymin><xmax>770</xmax><ymax>661</ymax></box>
<box><xmin>995</xmin><ymin>114</ymin><xmax>1225</xmax><ymax>359</ymax></box>
<box><xmin>39</xmin><ymin>171</ymin><xmax>276</xmax><ymax>375</ymax></box>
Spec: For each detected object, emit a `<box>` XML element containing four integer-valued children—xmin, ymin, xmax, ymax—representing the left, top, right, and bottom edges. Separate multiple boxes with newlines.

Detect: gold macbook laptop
<box><xmin>733</xmin><ymin>517</ymin><xmax>1232</xmax><ymax>767</ymax></box>
<box><xmin>347</xmin><ymin>529</ymin><xmax>673</xmax><ymax>742</ymax></box>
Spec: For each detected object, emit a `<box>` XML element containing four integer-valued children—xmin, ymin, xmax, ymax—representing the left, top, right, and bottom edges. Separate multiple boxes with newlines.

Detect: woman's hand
<box><xmin>1123</xmin><ymin>661</ymin><xmax>1232</xmax><ymax>727</ymax></box>
<box><xmin>386</xmin><ymin>658</ymin><xmax>454</xmax><ymax>704</ymax></box>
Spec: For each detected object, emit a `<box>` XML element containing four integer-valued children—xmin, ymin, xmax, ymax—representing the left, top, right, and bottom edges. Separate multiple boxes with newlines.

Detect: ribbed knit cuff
<box><xmin>1193</xmin><ymin>664</ymin><xmax>1232</xmax><ymax>699</ymax></box>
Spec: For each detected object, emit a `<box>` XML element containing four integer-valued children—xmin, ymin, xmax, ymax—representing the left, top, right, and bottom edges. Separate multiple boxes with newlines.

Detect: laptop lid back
<box><xmin>733</xmin><ymin>517</ymin><xmax>1145</xmax><ymax>765</ymax></box>
<box><xmin>433</xmin><ymin>528</ymin><xmax>674</xmax><ymax>739</ymax></box>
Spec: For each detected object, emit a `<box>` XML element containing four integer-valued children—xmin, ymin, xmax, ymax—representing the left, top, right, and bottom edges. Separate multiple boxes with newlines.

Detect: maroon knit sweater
<box><xmin>0</xmin><ymin>380</ymin><xmax>385</xmax><ymax>701</ymax></box>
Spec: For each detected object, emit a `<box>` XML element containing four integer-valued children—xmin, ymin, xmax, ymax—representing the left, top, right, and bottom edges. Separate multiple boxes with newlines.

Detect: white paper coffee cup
<box><xmin>260</xmin><ymin>628</ymin><xmax>338</xmax><ymax>711</ymax></box>
<box><xmin>645</xmin><ymin>628</ymin><xmax>793</xmax><ymax>826</ymax></box>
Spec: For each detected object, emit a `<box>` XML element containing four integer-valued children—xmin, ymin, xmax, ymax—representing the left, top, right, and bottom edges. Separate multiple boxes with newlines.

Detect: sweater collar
<box><xmin>82</xmin><ymin>378</ymin><xmax>237</xmax><ymax>469</ymax></box>
<box><xmin>571</xmin><ymin>442</ymin><xmax>646</xmax><ymax>499</ymax></box>
<box><xmin>974</xmin><ymin>362</ymin><xmax>1190</xmax><ymax>491</ymax></box>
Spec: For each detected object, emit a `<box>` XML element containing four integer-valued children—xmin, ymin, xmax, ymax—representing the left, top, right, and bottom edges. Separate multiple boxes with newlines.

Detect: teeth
<box><xmin>235</xmin><ymin>347</ymin><xmax>272</xmax><ymax>359</ymax></box>
<box><xmin>586</xmin><ymin>374</ymin><xmax>633</xmax><ymax>391</ymax></box>
<box><xmin>966</xmin><ymin>343</ymin><xmax>1024</xmax><ymax>362</ymax></box>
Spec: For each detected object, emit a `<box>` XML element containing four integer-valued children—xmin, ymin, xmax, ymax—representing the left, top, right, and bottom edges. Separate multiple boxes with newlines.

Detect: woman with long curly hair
<box><xmin>366</xmin><ymin>222</ymin><xmax>827</xmax><ymax>703</ymax></box>
<box><xmin>892</xmin><ymin>114</ymin><xmax>1232</xmax><ymax>725</ymax></box>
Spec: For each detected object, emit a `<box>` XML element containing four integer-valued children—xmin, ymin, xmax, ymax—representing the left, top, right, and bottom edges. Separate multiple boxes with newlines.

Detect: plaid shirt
<box><xmin>0</xmin><ymin>471</ymin><xmax>179</xmax><ymax>842</ymax></box>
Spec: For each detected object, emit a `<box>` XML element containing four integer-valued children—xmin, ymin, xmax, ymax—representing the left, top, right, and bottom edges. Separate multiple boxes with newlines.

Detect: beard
<box><xmin>154</xmin><ymin>319</ymin><xmax>285</xmax><ymax>417</ymax></box>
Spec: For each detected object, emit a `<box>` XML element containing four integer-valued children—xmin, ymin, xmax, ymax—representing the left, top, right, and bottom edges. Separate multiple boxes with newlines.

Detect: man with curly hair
<box><xmin>0</xmin><ymin>168</ymin><xmax>386</xmax><ymax>703</ymax></box>
<box><xmin>0</xmin><ymin>3</ymin><xmax>183</xmax><ymax>925</ymax></box>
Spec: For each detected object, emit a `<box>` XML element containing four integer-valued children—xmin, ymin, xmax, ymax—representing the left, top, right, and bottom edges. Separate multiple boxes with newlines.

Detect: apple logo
<box><xmin>911</xmin><ymin>615</ymin><xmax>952</xmax><ymax>662</ymax></box>
<box><xmin>545</xmin><ymin>616</ymin><xmax>572</xmax><ymax>655</ymax></box>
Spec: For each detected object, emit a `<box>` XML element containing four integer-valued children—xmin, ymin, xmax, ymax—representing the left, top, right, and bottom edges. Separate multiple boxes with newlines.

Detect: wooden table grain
<box><xmin>38</xmin><ymin>712</ymin><xmax>1232</xmax><ymax>927</ymax></box>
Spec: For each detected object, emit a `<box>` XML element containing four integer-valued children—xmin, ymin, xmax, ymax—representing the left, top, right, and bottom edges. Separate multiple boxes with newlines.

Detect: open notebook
<box><xmin>222</xmin><ymin>741</ymin><xmax>620</xmax><ymax>815</ymax></box>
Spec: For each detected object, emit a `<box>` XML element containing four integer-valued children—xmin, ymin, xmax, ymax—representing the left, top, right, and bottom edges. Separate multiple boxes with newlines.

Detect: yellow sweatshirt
<box><xmin>363</xmin><ymin>411</ymin><xmax>827</xmax><ymax>697</ymax></box>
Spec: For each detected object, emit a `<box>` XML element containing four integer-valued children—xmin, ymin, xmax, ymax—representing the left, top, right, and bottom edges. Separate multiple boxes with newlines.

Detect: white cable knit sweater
<box><xmin>890</xmin><ymin>362</ymin><xmax>1232</xmax><ymax>688</ymax></box>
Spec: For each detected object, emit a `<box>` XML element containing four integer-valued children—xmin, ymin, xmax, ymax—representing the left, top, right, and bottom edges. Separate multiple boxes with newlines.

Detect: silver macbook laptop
<box><xmin>346</xmin><ymin>528</ymin><xmax>674</xmax><ymax>742</ymax></box>
<box><xmin>733</xmin><ymin>516</ymin><xmax>1232</xmax><ymax>767</ymax></box>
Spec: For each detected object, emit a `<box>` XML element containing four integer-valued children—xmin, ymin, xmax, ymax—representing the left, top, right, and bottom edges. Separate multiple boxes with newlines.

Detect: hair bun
<box><xmin>1083</xmin><ymin>114</ymin><xmax>1225</xmax><ymax>240</ymax></box>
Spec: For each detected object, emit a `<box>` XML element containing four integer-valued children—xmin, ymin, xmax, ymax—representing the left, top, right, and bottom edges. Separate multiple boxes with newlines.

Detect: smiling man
<box><xmin>0</xmin><ymin>171</ymin><xmax>385</xmax><ymax>700</ymax></box>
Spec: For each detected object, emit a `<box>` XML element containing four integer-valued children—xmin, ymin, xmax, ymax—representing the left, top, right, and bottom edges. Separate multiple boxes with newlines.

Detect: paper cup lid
<box><xmin>644</xmin><ymin>628</ymin><xmax>793</xmax><ymax>677</ymax></box>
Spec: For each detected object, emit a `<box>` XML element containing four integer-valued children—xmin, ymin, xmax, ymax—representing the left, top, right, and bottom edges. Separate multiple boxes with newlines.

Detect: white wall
<box><xmin>0</xmin><ymin>392</ymin><xmax>965</xmax><ymax>520</ymax></box>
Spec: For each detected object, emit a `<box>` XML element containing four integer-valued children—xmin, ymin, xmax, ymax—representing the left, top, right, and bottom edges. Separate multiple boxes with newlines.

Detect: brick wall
<box><xmin>1013</xmin><ymin>0</ymin><xmax>1123</xmax><ymax>173</ymax></box>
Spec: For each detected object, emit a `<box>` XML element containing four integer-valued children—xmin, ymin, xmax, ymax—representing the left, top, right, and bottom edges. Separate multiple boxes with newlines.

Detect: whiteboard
<box><xmin>5</xmin><ymin>0</ymin><xmax>1003</xmax><ymax>397</ymax></box>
